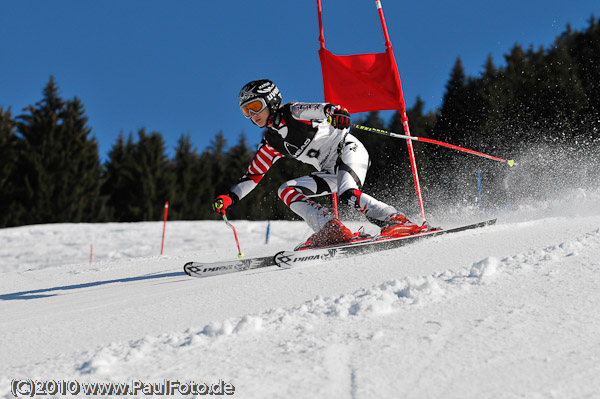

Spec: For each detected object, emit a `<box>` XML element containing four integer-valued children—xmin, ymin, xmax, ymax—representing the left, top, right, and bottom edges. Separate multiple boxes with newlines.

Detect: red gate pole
<box><xmin>161</xmin><ymin>201</ymin><xmax>169</xmax><ymax>255</ymax></box>
<box><xmin>375</xmin><ymin>0</ymin><xmax>426</xmax><ymax>222</ymax></box>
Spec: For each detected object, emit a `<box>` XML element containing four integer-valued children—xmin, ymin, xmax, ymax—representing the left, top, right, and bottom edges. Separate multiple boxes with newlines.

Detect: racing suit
<box><xmin>228</xmin><ymin>102</ymin><xmax>397</xmax><ymax>232</ymax></box>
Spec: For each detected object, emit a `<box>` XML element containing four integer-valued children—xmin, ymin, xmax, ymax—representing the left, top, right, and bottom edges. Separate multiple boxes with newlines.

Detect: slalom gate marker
<box><xmin>265</xmin><ymin>221</ymin><xmax>271</xmax><ymax>245</ymax></box>
<box><xmin>161</xmin><ymin>201</ymin><xmax>169</xmax><ymax>255</ymax></box>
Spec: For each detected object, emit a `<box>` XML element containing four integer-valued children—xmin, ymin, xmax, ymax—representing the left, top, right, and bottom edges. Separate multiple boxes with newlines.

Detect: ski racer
<box><xmin>212</xmin><ymin>79</ymin><xmax>426</xmax><ymax>247</ymax></box>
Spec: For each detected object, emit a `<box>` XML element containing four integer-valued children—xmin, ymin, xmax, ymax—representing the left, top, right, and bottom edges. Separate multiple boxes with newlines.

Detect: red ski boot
<box><xmin>304</xmin><ymin>219</ymin><xmax>354</xmax><ymax>248</ymax></box>
<box><xmin>380</xmin><ymin>213</ymin><xmax>428</xmax><ymax>237</ymax></box>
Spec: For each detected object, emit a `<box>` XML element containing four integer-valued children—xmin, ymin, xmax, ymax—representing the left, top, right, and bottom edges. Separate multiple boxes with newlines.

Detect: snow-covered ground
<box><xmin>1</xmin><ymin>189</ymin><xmax>600</xmax><ymax>398</ymax></box>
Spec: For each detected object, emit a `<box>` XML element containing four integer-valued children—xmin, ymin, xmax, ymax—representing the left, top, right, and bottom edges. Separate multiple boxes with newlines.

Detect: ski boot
<box><xmin>380</xmin><ymin>213</ymin><xmax>429</xmax><ymax>237</ymax></box>
<box><xmin>303</xmin><ymin>219</ymin><xmax>354</xmax><ymax>248</ymax></box>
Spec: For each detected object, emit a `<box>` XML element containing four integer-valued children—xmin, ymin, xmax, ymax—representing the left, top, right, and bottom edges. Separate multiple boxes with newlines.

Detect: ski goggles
<box><xmin>240</xmin><ymin>98</ymin><xmax>267</xmax><ymax>118</ymax></box>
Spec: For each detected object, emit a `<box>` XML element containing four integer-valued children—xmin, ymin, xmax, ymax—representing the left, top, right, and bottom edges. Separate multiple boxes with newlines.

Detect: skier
<box><xmin>212</xmin><ymin>79</ymin><xmax>426</xmax><ymax>247</ymax></box>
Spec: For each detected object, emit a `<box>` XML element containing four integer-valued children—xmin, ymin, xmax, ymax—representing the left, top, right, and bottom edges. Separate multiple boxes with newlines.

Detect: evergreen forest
<box><xmin>1</xmin><ymin>18</ymin><xmax>599</xmax><ymax>228</ymax></box>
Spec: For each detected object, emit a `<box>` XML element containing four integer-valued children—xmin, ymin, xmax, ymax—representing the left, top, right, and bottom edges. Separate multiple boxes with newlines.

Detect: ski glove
<box><xmin>325</xmin><ymin>105</ymin><xmax>351</xmax><ymax>130</ymax></box>
<box><xmin>213</xmin><ymin>194</ymin><xmax>233</xmax><ymax>215</ymax></box>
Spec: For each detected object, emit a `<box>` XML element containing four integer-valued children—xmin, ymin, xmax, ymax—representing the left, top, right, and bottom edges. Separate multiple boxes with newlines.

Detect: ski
<box><xmin>184</xmin><ymin>256</ymin><xmax>276</xmax><ymax>278</ymax></box>
<box><xmin>274</xmin><ymin>218</ymin><xmax>497</xmax><ymax>268</ymax></box>
<box><xmin>184</xmin><ymin>219</ymin><xmax>496</xmax><ymax>278</ymax></box>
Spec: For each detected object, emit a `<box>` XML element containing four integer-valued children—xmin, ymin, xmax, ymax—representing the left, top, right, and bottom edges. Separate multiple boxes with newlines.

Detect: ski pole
<box><xmin>352</xmin><ymin>124</ymin><xmax>516</xmax><ymax>167</ymax></box>
<box><xmin>223</xmin><ymin>214</ymin><xmax>244</xmax><ymax>259</ymax></box>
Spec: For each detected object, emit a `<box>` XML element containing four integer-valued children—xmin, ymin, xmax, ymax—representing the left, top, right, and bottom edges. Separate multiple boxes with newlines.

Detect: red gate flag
<box><xmin>319</xmin><ymin>49</ymin><xmax>407</xmax><ymax>114</ymax></box>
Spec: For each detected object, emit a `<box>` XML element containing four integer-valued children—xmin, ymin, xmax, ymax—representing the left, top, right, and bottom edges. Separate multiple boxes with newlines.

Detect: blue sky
<box><xmin>1</xmin><ymin>0</ymin><xmax>598</xmax><ymax>162</ymax></box>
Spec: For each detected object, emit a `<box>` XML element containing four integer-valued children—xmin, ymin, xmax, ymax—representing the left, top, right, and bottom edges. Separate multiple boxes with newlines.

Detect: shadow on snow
<box><xmin>0</xmin><ymin>271</ymin><xmax>187</xmax><ymax>301</ymax></box>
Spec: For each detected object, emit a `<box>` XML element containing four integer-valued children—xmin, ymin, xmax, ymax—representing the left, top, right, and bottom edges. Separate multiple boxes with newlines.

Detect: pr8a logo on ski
<box><xmin>275</xmin><ymin>249</ymin><xmax>338</xmax><ymax>269</ymax></box>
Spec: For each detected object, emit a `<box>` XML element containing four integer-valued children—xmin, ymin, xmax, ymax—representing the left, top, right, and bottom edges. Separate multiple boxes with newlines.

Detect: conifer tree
<box><xmin>0</xmin><ymin>107</ymin><xmax>24</xmax><ymax>227</ymax></box>
<box><xmin>102</xmin><ymin>129</ymin><xmax>174</xmax><ymax>221</ymax></box>
<box><xmin>543</xmin><ymin>40</ymin><xmax>587</xmax><ymax>137</ymax></box>
<box><xmin>480</xmin><ymin>54</ymin><xmax>505</xmax><ymax>143</ymax></box>
<box><xmin>196</xmin><ymin>151</ymin><xmax>220</xmax><ymax>219</ymax></box>
<box><xmin>15</xmin><ymin>77</ymin><xmax>104</xmax><ymax>224</ymax></box>
<box><xmin>435</xmin><ymin>57</ymin><xmax>470</xmax><ymax>143</ymax></box>
<box><xmin>221</xmin><ymin>134</ymin><xmax>255</xmax><ymax>219</ymax></box>
<box><xmin>430</xmin><ymin>59</ymin><xmax>472</xmax><ymax>202</ymax></box>
<box><xmin>207</xmin><ymin>130</ymin><xmax>228</xmax><ymax>198</ymax></box>
<box><xmin>171</xmin><ymin>134</ymin><xmax>212</xmax><ymax>220</ymax></box>
<box><xmin>403</xmin><ymin>98</ymin><xmax>437</xmax><ymax>205</ymax></box>
<box><xmin>567</xmin><ymin>17</ymin><xmax>600</xmax><ymax>122</ymax></box>
<box><xmin>101</xmin><ymin>133</ymin><xmax>137</xmax><ymax>221</ymax></box>
<box><xmin>131</xmin><ymin>129</ymin><xmax>174</xmax><ymax>221</ymax></box>
<box><xmin>498</xmin><ymin>44</ymin><xmax>537</xmax><ymax>139</ymax></box>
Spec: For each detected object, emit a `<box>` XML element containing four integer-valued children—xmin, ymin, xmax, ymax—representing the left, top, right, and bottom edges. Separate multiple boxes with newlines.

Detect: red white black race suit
<box><xmin>228</xmin><ymin>102</ymin><xmax>397</xmax><ymax>232</ymax></box>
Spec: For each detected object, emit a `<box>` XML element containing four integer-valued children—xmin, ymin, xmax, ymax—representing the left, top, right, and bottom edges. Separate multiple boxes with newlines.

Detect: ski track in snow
<box><xmin>1</xmin><ymin>193</ymin><xmax>600</xmax><ymax>398</ymax></box>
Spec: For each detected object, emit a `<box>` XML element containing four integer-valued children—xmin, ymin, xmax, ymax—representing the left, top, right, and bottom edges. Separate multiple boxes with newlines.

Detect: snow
<box><xmin>2</xmin><ymin>190</ymin><xmax>600</xmax><ymax>398</ymax></box>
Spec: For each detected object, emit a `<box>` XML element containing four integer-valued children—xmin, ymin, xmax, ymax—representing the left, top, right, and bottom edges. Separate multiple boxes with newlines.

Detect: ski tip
<box><xmin>183</xmin><ymin>261</ymin><xmax>193</xmax><ymax>276</ymax></box>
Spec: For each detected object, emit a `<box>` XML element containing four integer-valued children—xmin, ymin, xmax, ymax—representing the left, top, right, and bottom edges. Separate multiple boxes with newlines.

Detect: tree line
<box><xmin>1</xmin><ymin>17</ymin><xmax>599</xmax><ymax>228</ymax></box>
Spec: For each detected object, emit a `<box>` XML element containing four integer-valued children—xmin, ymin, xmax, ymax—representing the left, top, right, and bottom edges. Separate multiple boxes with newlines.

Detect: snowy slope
<box><xmin>1</xmin><ymin>190</ymin><xmax>600</xmax><ymax>398</ymax></box>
